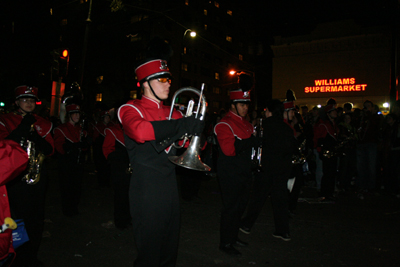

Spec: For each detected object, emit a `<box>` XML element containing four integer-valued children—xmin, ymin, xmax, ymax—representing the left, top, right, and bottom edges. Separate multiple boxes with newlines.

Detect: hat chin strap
<box><xmin>233</xmin><ymin>102</ymin><xmax>244</xmax><ymax>118</ymax></box>
<box><xmin>148</xmin><ymin>79</ymin><xmax>163</xmax><ymax>102</ymax></box>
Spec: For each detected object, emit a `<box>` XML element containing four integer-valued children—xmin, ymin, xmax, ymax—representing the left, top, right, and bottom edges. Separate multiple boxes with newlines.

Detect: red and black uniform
<box><xmin>0</xmin><ymin>140</ymin><xmax>28</xmax><ymax>266</ymax></box>
<box><xmin>314</xmin><ymin>117</ymin><xmax>339</xmax><ymax>199</ymax></box>
<box><xmin>285</xmin><ymin>117</ymin><xmax>305</xmax><ymax>214</ymax></box>
<box><xmin>102</xmin><ymin>124</ymin><xmax>131</xmax><ymax>229</ymax></box>
<box><xmin>214</xmin><ymin>110</ymin><xmax>254</xmax><ymax>247</ymax></box>
<box><xmin>119</xmin><ymin>95</ymin><xmax>203</xmax><ymax>267</ymax></box>
<box><xmin>261</xmin><ymin>115</ymin><xmax>296</xmax><ymax>235</ymax></box>
<box><xmin>0</xmin><ymin>112</ymin><xmax>54</xmax><ymax>266</ymax></box>
<box><xmin>53</xmin><ymin>121</ymin><xmax>88</xmax><ymax>216</ymax></box>
<box><xmin>241</xmin><ymin>102</ymin><xmax>297</xmax><ymax>240</ymax></box>
<box><xmin>92</xmin><ymin>120</ymin><xmax>111</xmax><ymax>187</ymax></box>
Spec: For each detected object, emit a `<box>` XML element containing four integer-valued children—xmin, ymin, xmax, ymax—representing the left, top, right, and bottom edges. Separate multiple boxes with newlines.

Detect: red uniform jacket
<box><xmin>214</xmin><ymin>110</ymin><xmax>254</xmax><ymax>156</ymax></box>
<box><xmin>313</xmin><ymin>119</ymin><xmax>339</xmax><ymax>152</ymax></box>
<box><xmin>92</xmin><ymin>122</ymin><xmax>110</xmax><ymax>143</ymax></box>
<box><xmin>53</xmin><ymin>122</ymin><xmax>87</xmax><ymax>155</ymax></box>
<box><xmin>0</xmin><ymin>112</ymin><xmax>54</xmax><ymax>155</ymax></box>
<box><xmin>0</xmin><ymin>140</ymin><xmax>29</xmax><ymax>262</ymax></box>
<box><xmin>118</xmin><ymin>96</ymin><xmax>185</xmax><ymax>153</ymax></box>
<box><xmin>103</xmin><ymin>124</ymin><xmax>125</xmax><ymax>159</ymax></box>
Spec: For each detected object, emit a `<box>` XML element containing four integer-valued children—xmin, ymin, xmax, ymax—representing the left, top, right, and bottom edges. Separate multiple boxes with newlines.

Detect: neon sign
<box><xmin>305</xmin><ymin>78</ymin><xmax>367</xmax><ymax>93</ymax></box>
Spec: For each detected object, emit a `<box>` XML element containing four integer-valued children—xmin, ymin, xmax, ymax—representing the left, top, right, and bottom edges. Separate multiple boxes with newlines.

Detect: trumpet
<box><xmin>167</xmin><ymin>84</ymin><xmax>211</xmax><ymax>172</ymax></box>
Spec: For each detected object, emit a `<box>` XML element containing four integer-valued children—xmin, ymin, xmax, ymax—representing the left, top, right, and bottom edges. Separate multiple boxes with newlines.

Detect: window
<box><xmin>183</xmin><ymin>47</ymin><xmax>187</xmax><ymax>55</ymax></box>
<box><xmin>227</xmin><ymin>10</ymin><xmax>232</xmax><ymax>16</ymax></box>
<box><xmin>238</xmin><ymin>54</ymin><xmax>243</xmax><ymax>61</ymax></box>
<box><xmin>185</xmin><ymin>0</ymin><xmax>189</xmax><ymax>5</ymax></box>
<box><xmin>130</xmin><ymin>90</ymin><xmax>137</xmax><ymax>99</ymax></box>
<box><xmin>204</xmin><ymin>24</ymin><xmax>208</xmax><ymax>30</ymax></box>
<box><xmin>96</xmin><ymin>93</ymin><xmax>102</xmax><ymax>102</ymax></box>
<box><xmin>96</xmin><ymin>76</ymin><xmax>103</xmax><ymax>84</ymax></box>
<box><xmin>213</xmin><ymin>87</ymin><xmax>220</xmax><ymax>94</ymax></box>
<box><xmin>214</xmin><ymin>1</ymin><xmax>219</xmax><ymax>8</ymax></box>
<box><xmin>61</xmin><ymin>19</ymin><xmax>67</xmax><ymax>26</ymax></box>
<box><xmin>204</xmin><ymin>9</ymin><xmax>208</xmax><ymax>16</ymax></box>
<box><xmin>214</xmin><ymin>72</ymin><xmax>220</xmax><ymax>80</ymax></box>
<box><xmin>181</xmin><ymin>63</ymin><xmax>188</xmax><ymax>72</ymax></box>
<box><xmin>226</xmin><ymin>36</ymin><xmax>232</xmax><ymax>42</ymax></box>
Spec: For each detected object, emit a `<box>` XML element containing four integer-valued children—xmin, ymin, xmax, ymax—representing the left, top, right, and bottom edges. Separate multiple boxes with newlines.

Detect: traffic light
<box><xmin>58</xmin><ymin>48</ymin><xmax>69</xmax><ymax>78</ymax></box>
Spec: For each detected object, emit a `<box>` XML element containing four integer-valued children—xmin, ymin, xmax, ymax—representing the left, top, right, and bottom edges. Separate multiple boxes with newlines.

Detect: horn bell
<box><xmin>168</xmin><ymin>136</ymin><xmax>211</xmax><ymax>172</ymax></box>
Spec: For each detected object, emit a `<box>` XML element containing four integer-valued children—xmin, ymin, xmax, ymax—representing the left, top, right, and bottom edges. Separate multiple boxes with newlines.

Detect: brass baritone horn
<box><xmin>21</xmin><ymin>124</ymin><xmax>45</xmax><ymax>185</ymax></box>
<box><xmin>167</xmin><ymin>84</ymin><xmax>211</xmax><ymax>172</ymax></box>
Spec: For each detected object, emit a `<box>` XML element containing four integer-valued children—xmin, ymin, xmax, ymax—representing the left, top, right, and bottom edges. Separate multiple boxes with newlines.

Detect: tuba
<box><xmin>21</xmin><ymin>124</ymin><xmax>45</xmax><ymax>185</ymax></box>
<box><xmin>167</xmin><ymin>84</ymin><xmax>211</xmax><ymax>172</ymax></box>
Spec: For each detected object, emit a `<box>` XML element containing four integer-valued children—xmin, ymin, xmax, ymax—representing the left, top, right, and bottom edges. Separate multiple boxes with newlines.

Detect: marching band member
<box><xmin>53</xmin><ymin>103</ymin><xmax>88</xmax><ymax>217</ymax></box>
<box><xmin>282</xmin><ymin>92</ymin><xmax>306</xmax><ymax>215</ymax></box>
<box><xmin>240</xmin><ymin>99</ymin><xmax>296</xmax><ymax>241</ymax></box>
<box><xmin>0</xmin><ymin>85</ymin><xmax>54</xmax><ymax>266</ymax></box>
<box><xmin>313</xmin><ymin>103</ymin><xmax>339</xmax><ymax>201</ymax></box>
<box><xmin>102</xmin><ymin>117</ymin><xmax>131</xmax><ymax>230</ymax></box>
<box><xmin>118</xmin><ymin>40</ymin><xmax>204</xmax><ymax>266</ymax></box>
<box><xmin>0</xmin><ymin>140</ymin><xmax>28</xmax><ymax>266</ymax></box>
<box><xmin>214</xmin><ymin>73</ymin><xmax>257</xmax><ymax>256</ymax></box>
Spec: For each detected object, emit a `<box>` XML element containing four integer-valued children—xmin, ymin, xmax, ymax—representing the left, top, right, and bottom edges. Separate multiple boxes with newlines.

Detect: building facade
<box><xmin>271</xmin><ymin>19</ymin><xmax>398</xmax><ymax>111</ymax></box>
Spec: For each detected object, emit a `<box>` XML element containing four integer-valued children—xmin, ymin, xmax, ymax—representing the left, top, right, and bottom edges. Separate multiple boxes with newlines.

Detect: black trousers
<box><xmin>58</xmin><ymin>156</ymin><xmax>84</xmax><ymax>216</ymax></box>
<box><xmin>321</xmin><ymin>157</ymin><xmax>338</xmax><ymax>198</ymax></box>
<box><xmin>241</xmin><ymin>170</ymin><xmax>290</xmax><ymax>234</ymax></box>
<box><xmin>109</xmin><ymin>161</ymin><xmax>131</xmax><ymax>228</ymax></box>
<box><xmin>130</xmin><ymin>171</ymin><xmax>180</xmax><ymax>267</ymax></box>
<box><xmin>240</xmin><ymin>171</ymin><xmax>268</xmax><ymax>230</ymax></box>
<box><xmin>6</xmin><ymin>162</ymin><xmax>48</xmax><ymax>266</ymax></box>
<box><xmin>218</xmin><ymin>171</ymin><xmax>251</xmax><ymax>245</ymax></box>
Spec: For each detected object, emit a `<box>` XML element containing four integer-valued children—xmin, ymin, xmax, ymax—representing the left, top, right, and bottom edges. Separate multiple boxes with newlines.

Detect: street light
<box><xmin>183</xmin><ymin>29</ymin><xmax>196</xmax><ymax>38</ymax></box>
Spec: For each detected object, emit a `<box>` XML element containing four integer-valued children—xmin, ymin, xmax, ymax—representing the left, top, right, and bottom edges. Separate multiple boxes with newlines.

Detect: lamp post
<box><xmin>178</xmin><ymin>29</ymin><xmax>196</xmax><ymax>90</ymax></box>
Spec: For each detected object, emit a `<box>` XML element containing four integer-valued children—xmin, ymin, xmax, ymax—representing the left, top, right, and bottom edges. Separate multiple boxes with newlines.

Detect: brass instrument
<box><xmin>21</xmin><ymin>124</ymin><xmax>45</xmax><ymax>185</ymax></box>
<box><xmin>251</xmin><ymin>118</ymin><xmax>263</xmax><ymax>168</ymax></box>
<box><xmin>167</xmin><ymin>84</ymin><xmax>211</xmax><ymax>172</ymax></box>
<box><xmin>321</xmin><ymin>133</ymin><xmax>355</xmax><ymax>159</ymax></box>
<box><xmin>292</xmin><ymin>139</ymin><xmax>307</xmax><ymax>165</ymax></box>
<box><xmin>60</xmin><ymin>95</ymin><xmax>74</xmax><ymax>123</ymax></box>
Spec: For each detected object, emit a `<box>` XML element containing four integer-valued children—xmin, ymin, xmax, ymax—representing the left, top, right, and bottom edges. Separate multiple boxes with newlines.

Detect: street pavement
<box><xmin>38</xmin><ymin>157</ymin><xmax>400</xmax><ymax>267</ymax></box>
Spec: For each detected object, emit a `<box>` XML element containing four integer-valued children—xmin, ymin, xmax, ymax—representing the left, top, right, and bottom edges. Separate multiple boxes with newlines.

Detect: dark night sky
<box><xmin>0</xmin><ymin>0</ymin><xmax>396</xmax><ymax>102</ymax></box>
